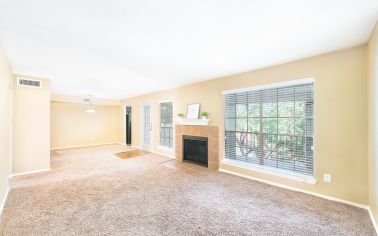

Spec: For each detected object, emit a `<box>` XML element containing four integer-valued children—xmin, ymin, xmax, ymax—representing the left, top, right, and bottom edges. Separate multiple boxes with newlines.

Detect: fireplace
<box><xmin>175</xmin><ymin>125</ymin><xmax>218</xmax><ymax>170</ymax></box>
<box><xmin>183</xmin><ymin>135</ymin><xmax>208</xmax><ymax>167</ymax></box>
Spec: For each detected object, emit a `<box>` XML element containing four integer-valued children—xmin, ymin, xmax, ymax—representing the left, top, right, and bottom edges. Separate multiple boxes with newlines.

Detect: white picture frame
<box><xmin>186</xmin><ymin>103</ymin><xmax>200</xmax><ymax>119</ymax></box>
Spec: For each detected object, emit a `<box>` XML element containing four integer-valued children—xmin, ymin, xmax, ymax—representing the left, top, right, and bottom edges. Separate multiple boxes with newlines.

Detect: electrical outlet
<box><xmin>324</xmin><ymin>174</ymin><xmax>332</xmax><ymax>183</ymax></box>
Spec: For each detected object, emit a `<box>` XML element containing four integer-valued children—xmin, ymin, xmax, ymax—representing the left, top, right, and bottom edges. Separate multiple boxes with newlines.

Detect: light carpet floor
<box><xmin>0</xmin><ymin>144</ymin><xmax>375</xmax><ymax>235</ymax></box>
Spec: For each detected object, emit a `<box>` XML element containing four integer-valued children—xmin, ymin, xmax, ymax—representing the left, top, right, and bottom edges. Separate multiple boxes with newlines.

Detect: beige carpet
<box><xmin>0</xmin><ymin>144</ymin><xmax>375</xmax><ymax>235</ymax></box>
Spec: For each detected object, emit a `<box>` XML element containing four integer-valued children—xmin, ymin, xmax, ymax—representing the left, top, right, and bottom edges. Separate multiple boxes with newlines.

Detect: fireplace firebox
<box><xmin>183</xmin><ymin>135</ymin><xmax>208</xmax><ymax>167</ymax></box>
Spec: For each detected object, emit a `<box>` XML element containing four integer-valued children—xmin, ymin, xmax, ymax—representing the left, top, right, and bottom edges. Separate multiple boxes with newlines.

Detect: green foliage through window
<box><xmin>225</xmin><ymin>83</ymin><xmax>314</xmax><ymax>176</ymax></box>
<box><xmin>160</xmin><ymin>102</ymin><xmax>173</xmax><ymax>148</ymax></box>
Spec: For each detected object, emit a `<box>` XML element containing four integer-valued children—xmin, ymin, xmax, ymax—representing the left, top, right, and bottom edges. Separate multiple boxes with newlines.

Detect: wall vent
<box><xmin>17</xmin><ymin>78</ymin><xmax>41</xmax><ymax>88</ymax></box>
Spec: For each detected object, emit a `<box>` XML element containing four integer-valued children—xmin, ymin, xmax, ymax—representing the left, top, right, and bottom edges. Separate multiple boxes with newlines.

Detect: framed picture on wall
<box><xmin>186</xmin><ymin>103</ymin><xmax>200</xmax><ymax>119</ymax></box>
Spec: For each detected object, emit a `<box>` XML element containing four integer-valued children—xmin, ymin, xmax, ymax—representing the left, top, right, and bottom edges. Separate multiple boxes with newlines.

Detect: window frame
<box><xmin>222</xmin><ymin>78</ymin><xmax>316</xmax><ymax>183</ymax></box>
<box><xmin>158</xmin><ymin>101</ymin><xmax>173</xmax><ymax>150</ymax></box>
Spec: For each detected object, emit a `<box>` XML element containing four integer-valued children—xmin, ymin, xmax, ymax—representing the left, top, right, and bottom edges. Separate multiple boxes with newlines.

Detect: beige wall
<box><xmin>0</xmin><ymin>47</ymin><xmax>13</xmax><ymax>208</ymax></box>
<box><xmin>51</xmin><ymin>101</ymin><xmax>121</xmax><ymax>149</ymax></box>
<box><xmin>368</xmin><ymin>21</ymin><xmax>378</xmax><ymax>225</ymax></box>
<box><xmin>13</xmin><ymin>76</ymin><xmax>51</xmax><ymax>173</ymax></box>
<box><xmin>122</xmin><ymin>45</ymin><xmax>368</xmax><ymax>205</ymax></box>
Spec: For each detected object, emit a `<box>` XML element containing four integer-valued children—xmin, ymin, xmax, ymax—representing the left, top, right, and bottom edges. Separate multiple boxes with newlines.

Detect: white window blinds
<box><xmin>160</xmin><ymin>102</ymin><xmax>173</xmax><ymax>148</ymax></box>
<box><xmin>224</xmin><ymin>82</ymin><xmax>314</xmax><ymax>176</ymax></box>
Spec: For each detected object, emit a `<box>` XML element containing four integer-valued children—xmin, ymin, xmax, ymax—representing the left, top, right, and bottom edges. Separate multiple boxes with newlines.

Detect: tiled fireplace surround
<box><xmin>175</xmin><ymin>125</ymin><xmax>219</xmax><ymax>170</ymax></box>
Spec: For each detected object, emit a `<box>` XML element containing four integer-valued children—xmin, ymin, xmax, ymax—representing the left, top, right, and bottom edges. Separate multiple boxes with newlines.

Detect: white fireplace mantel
<box><xmin>176</xmin><ymin>118</ymin><xmax>211</xmax><ymax>126</ymax></box>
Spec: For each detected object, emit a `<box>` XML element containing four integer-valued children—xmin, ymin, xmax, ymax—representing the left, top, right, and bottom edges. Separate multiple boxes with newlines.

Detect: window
<box><xmin>224</xmin><ymin>81</ymin><xmax>314</xmax><ymax>176</ymax></box>
<box><xmin>160</xmin><ymin>102</ymin><xmax>173</xmax><ymax>148</ymax></box>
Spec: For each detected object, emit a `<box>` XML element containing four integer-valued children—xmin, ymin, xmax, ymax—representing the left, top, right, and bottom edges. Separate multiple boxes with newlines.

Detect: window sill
<box><xmin>157</xmin><ymin>145</ymin><xmax>174</xmax><ymax>152</ymax></box>
<box><xmin>221</xmin><ymin>158</ymin><xmax>317</xmax><ymax>184</ymax></box>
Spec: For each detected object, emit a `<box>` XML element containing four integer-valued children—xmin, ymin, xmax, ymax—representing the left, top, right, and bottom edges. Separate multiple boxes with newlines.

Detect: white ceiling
<box><xmin>0</xmin><ymin>0</ymin><xmax>377</xmax><ymax>99</ymax></box>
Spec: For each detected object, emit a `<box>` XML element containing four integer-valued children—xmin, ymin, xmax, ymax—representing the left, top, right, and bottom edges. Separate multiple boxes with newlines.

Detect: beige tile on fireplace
<box><xmin>175</xmin><ymin>125</ymin><xmax>219</xmax><ymax>170</ymax></box>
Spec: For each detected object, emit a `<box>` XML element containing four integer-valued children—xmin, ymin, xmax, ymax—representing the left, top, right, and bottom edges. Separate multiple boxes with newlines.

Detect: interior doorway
<box><xmin>125</xmin><ymin>106</ymin><xmax>132</xmax><ymax>146</ymax></box>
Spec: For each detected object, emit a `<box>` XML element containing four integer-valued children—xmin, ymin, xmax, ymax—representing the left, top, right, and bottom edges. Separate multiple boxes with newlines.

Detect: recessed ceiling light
<box><xmin>84</xmin><ymin>108</ymin><xmax>96</xmax><ymax>113</ymax></box>
<box><xmin>83</xmin><ymin>97</ymin><xmax>96</xmax><ymax>113</ymax></box>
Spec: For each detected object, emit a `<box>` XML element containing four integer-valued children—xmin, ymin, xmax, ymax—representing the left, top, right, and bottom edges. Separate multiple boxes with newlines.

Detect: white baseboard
<box><xmin>115</xmin><ymin>142</ymin><xmax>138</xmax><ymax>148</ymax></box>
<box><xmin>0</xmin><ymin>187</ymin><xmax>9</xmax><ymax>216</ymax></box>
<box><xmin>368</xmin><ymin>207</ymin><xmax>378</xmax><ymax>234</ymax></box>
<box><xmin>9</xmin><ymin>168</ymin><xmax>51</xmax><ymax>178</ymax></box>
<box><xmin>157</xmin><ymin>145</ymin><xmax>174</xmax><ymax>153</ymax></box>
<box><xmin>51</xmin><ymin>142</ymin><xmax>119</xmax><ymax>150</ymax></box>
<box><xmin>116</xmin><ymin>143</ymin><xmax>175</xmax><ymax>159</ymax></box>
<box><xmin>219</xmin><ymin>168</ymin><xmax>368</xmax><ymax>210</ymax></box>
<box><xmin>222</xmin><ymin>158</ymin><xmax>316</xmax><ymax>184</ymax></box>
<box><xmin>152</xmin><ymin>150</ymin><xmax>175</xmax><ymax>159</ymax></box>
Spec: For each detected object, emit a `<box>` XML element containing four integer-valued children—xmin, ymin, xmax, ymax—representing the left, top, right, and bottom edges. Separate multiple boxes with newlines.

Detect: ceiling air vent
<box><xmin>17</xmin><ymin>78</ymin><xmax>41</xmax><ymax>88</ymax></box>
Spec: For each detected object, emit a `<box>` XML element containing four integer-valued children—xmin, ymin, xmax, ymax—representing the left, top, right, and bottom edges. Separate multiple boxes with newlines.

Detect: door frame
<box><xmin>125</xmin><ymin>106</ymin><xmax>132</xmax><ymax>146</ymax></box>
<box><xmin>140</xmin><ymin>101</ymin><xmax>153</xmax><ymax>151</ymax></box>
